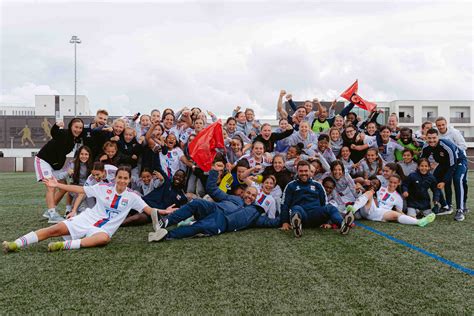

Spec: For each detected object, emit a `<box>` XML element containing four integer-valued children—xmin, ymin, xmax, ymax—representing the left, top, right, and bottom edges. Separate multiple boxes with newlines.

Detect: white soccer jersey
<box><xmin>80</xmin><ymin>183</ymin><xmax>147</xmax><ymax>237</ymax></box>
<box><xmin>376</xmin><ymin>187</ymin><xmax>403</xmax><ymax>212</ymax></box>
<box><xmin>380</xmin><ymin>140</ymin><xmax>404</xmax><ymax>163</ymax></box>
<box><xmin>84</xmin><ymin>164</ymin><xmax>117</xmax><ymax>187</ymax></box>
<box><xmin>239</xmin><ymin>154</ymin><xmax>271</xmax><ymax>174</ymax></box>
<box><xmin>255</xmin><ymin>190</ymin><xmax>277</xmax><ymax>219</ymax></box>
<box><xmin>160</xmin><ymin>147</ymin><xmax>184</xmax><ymax>178</ymax></box>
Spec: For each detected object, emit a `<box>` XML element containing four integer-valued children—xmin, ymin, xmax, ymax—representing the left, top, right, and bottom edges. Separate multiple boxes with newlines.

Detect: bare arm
<box><xmin>43</xmin><ymin>178</ymin><xmax>85</xmax><ymax>194</ymax></box>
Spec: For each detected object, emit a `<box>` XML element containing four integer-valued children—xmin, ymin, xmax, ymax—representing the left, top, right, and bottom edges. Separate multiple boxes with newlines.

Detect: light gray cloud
<box><xmin>1</xmin><ymin>1</ymin><xmax>472</xmax><ymax>118</ymax></box>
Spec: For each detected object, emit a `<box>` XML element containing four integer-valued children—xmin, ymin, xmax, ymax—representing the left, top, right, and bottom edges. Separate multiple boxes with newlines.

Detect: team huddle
<box><xmin>2</xmin><ymin>90</ymin><xmax>470</xmax><ymax>253</ymax></box>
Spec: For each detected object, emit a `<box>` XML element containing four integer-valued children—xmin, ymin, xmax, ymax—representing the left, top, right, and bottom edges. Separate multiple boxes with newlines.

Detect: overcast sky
<box><xmin>0</xmin><ymin>0</ymin><xmax>472</xmax><ymax>117</ymax></box>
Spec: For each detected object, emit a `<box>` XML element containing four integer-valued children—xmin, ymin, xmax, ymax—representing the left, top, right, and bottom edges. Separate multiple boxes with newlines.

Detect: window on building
<box><xmin>455</xmin><ymin>112</ymin><xmax>465</xmax><ymax>118</ymax></box>
<box><xmin>427</xmin><ymin>111</ymin><xmax>434</xmax><ymax>118</ymax></box>
<box><xmin>399</xmin><ymin>112</ymin><xmax>405</xmax><ymax>118</ymax></box>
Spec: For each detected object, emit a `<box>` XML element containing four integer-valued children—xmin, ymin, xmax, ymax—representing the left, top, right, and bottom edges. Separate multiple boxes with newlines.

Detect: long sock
<box><xmin>14</xmin><ymin>232</ymin><xmax>39</xmax><ymax>248</ymax></box>
<box><xmin>352</xmin><ymin>195</ymin><xmax>369</xmax><ymax>211</ymax></box>
<box><xmin>397</xmin><ymin>214</ymin><xmax>418</xmax><ymax>225</ymax></box>
<box><xmin>63</xmin><ymin>240</ymin><xmax>81</xmax><ymax>250</ymax></box>
<box><xmin>47</xmin><ymin>207</ymin><xmax>56</xmax><ymax>214</ymax></box>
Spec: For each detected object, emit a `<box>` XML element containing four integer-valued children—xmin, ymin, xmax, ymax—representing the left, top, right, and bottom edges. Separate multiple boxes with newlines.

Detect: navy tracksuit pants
<box><xmin>434</xmin><ymin>161</ymin><xmax>468</xmax><ymax>210</ymax></box>
<box><xmin>165</xmin><ymin>199</ymin><xmax>227</xmax><ymax>239</ymax></box>
<box><xmin>290</xmin><ymin>204</ymin><xmax>343</xmax><ymax>227</ymax></box>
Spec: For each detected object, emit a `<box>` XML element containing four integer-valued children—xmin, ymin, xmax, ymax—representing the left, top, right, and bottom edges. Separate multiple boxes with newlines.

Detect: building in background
<box><xmin>0</xmin><ymin>104</ymin><xmax>35</xmax><ymax>116</ymax></box>
<box><xmin>35</xmin><ymin>95</ymin><xmax>91</xmax><ymax>117</ymax></box>
<box><xmin>0</xmin><ymin>98</ymin><xmax>472</xmax><ymax>158</ymax></box>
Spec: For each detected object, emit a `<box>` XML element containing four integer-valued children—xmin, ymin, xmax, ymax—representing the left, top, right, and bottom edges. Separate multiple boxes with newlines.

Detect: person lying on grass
<box><xmin>3</xmin><ymin>166</ymin><xmax>177</xmax><ymax>254</ymax></box>
<box><xmin>345</xmin><ymin>174</ymin><xmax>436</xmax><ymax>226</ymax></box>
<box><xmin>148</xmin><ymin>161</ymin><xmax>280</xmax><ymax>242</ymax></box>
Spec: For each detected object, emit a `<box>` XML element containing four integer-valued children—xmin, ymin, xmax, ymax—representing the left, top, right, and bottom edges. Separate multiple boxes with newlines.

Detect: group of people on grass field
<box><xmin>3</xmin><ymin>89</ymin><xmax>470</xmax><ymax>253</ymax></box>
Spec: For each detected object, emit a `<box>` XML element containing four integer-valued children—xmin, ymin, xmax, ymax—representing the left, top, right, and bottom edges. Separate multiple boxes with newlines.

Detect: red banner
<box><xmin>188</xmin><ymin>120</ymin><xmax>225</xmax><ymax>172</ymax></box>
<box><xmin>340</xmin><ymin>80</ymin><xmax>377</xmax><ymax>112</ymax></box>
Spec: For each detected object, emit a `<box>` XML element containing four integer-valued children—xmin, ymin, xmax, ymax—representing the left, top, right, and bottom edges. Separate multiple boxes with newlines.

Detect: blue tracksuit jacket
<box><xmin>280</xmin><ymin>178</ymin><xmax>327</xmax><ymax>224</ymax></box>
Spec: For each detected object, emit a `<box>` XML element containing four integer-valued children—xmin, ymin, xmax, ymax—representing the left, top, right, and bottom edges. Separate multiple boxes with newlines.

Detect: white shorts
<box><xmin>34</xmin><ymin>157</ymin><xmax>62</xmax><ymax>182</ymax></box>
<box><xmin>360</xmin><ymin>200</ymin><xmax>389</xmax><ymax>222</ymax></box>
<box><xmin>63</xmin><ymin>213</ymin><xmax>109</xmax><ymax>240</ymax></box>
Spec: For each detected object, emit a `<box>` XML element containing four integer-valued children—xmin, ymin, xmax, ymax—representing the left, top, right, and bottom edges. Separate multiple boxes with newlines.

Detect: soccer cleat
<box><xmin>340</xmin><ymin>211</ymin><xmax>355</xmax><ymax>235</ymax></box>
<box><xmin>48</xmin><ymin>213</ymin><xmax>65</xmax><ymax>224</ymax></box>
<box><xmin>2</xmin><ymin>241</ymin><xmax>19</xmax><ymax>254</ymax></box>
<box><xmin>177</xmin><ymin>217</ymin><xmax>195</xmax><ymax>227</ymax></box>
<box><xmin>345</xmin><ymin>205</ymin><xmax>356</xmax><ymax>214</ymax></box>
<box><xmin>417</xmin><ymin>213</ymin><xmax>436</xmax><ymax>227</ymax></box>
<box><xmin>291</xmin><ymin>213</ymin><xmax>303</xmax><ymax>238</ymax></box>
<box><xmin>151</xmin><ymin>209</ymin><xmax>167</xmax><ymax>232</ymax></box>
<box><xmin>436</xmin><ymin>206</ymin><xmax>454</xmax><ymax>216</ymax></box>
<box><xmin>148</xmin><ymin>229</ymin><xmax>168</xmax><ymax>242</ymax></box>
<box><xmin>48</xmin><ymin>242</ymin><xmax>65</xmax><ymax>252</ymax></box>
<box><xmin>454</xmin><ymin>209</ymin><xmax>465</xmax><ymax>222</ymax></box>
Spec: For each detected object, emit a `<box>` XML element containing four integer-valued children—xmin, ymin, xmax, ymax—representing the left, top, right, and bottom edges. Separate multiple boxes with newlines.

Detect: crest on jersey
<box><xmin>310</xmin><ymin>185</ymin><xmax>315</xmax><ymax>191</ymax></box>
<box><xmin>107</xmin><ymin>189</ymin><xmax>112</xmax><ymax>194</ymax></box>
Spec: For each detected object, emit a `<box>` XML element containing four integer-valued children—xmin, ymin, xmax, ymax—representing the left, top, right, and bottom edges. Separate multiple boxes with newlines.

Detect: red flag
<box><xmin>189</xmin><ymin>120</ymin><xmax>225</xmax><ymax>172</ymax></box>
<box><xmin>340</xmin><ymin>80</ymin><xmax>377</xmax><ymax>112</ymax></box>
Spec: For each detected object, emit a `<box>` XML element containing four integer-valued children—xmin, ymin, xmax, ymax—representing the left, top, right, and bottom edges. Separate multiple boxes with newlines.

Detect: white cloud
<box><xmin>0</xmin><ymin>1</ymin><xmax>472</xmax><ymax>117</ymax></box>
<box><xmin>0</xmin><ymin>83</ymin><xmax>59</xmax><ymax>105</ymax></box>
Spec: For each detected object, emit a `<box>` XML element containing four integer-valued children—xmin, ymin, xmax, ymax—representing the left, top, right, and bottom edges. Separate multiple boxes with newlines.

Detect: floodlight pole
<box><xmin>70</xmin><ymin>35</ymin><xmax>81</xmax><ymax>117</ymax></box>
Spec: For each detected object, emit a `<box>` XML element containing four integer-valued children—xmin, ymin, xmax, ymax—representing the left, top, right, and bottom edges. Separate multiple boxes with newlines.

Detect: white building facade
<box><xmin>34</xmin><ymin>95</ymin><xmax>91</xmax><ymax>117</ymax></box>
<box><xmin>0</xmin><ymin>105</ymin><xmax>35</xmax><ymax>116</ymax></box>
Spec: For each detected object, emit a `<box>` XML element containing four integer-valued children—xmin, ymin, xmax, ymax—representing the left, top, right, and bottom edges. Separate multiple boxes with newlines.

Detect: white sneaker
<box><xmin>47</xmin><ymin>210</ymin><xmax>64</xmax><ymax>224</ymax></box>
<box><xmin>42</xmin><ymin>210</ymin><xmax>50</xmax><ymax>220</ymax></box>
<box><xmin>148</xmin><ymin>229</ymin><xmax>168</xmax><ymax>242</ymax></box>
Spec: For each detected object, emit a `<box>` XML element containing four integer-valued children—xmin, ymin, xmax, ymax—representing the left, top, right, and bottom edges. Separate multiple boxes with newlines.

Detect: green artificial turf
<box><xmin>0</xmin><ymin>173</ymin><xmax>473</xmax><ymax>314</ymax></box>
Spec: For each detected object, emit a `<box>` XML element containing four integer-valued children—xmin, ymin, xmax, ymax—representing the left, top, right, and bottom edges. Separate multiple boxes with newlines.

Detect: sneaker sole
<box><xmin>340</xmin><ymin>212</ymin><xmax>355</xmax><ymax>235</ymax></box>
<box><xmin>2</xmin><ymin>241</ymin><xmax>11</xmax><ymax>254</ymax></box>
<box><xmin>436</xmin><ymin>210</ymin><xmax>454</xmax><ymax>216</ymax></box>
<box><xmin>291</xmin><ymin>215</ymin><xmax>302</xmax><ymax>238</ymax></box>
<box><xmin>151</xmin><ymin>210</ymin><xmax>161</xmax><ymax>232</ymax></box>
<box><xmin>148</xmin><ymin>230</ymin><xmax>167</xmax><ymax>242</ymax></box>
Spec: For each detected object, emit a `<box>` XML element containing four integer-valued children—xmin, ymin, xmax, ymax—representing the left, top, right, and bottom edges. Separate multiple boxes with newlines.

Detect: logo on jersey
<box><xmin>440</xmin><ymin>152</ymin><xmax>445</xmax><ymax>157</ymax></box>
<box><xmin>310</xmin><ymin>185</ymin><xmax>315</xmax><ymax>191</ymax></box>
<box><xmin>106</xmin><ymin>189</ymin><xmax>112</xmax><ymax>194</ymax></box>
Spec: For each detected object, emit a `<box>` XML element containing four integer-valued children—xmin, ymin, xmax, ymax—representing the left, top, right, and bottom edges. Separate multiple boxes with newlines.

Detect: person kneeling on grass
<box><xmin>280</xmin><ymin>160</ymin><xmax>355</xmax><ymax>238</ymax></box>
<box><xmin>148</xmin><ymin>162</ymin><xmax>280</xmax><ymax>242</ymax></box>
<box><xmin>3</xmin><ymin>166</ymin><xmax>176</xmax><ymax>254</ymax></box>
<box><xmin>345</xmin><ymin>174</ymin><xmax>436</xmax><ymax>227</ymax></box>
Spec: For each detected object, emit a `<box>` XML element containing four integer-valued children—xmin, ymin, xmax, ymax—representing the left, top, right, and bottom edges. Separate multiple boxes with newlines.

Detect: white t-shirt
<box><xmin>376</xmin><ymin>187</ymin><xmax>403</xmax><ymax>212</ymax></box>
<box><xmin>82</xmin><ymin>183</ymin><xmax>147</xmax><ymax>236</ymax></box>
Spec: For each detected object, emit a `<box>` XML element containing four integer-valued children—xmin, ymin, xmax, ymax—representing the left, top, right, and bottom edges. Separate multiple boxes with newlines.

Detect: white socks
<box><xmin>397</xmin><ymin>214</ymin><xmax>419</xmax><ymax>225</ymax></box>
<box><xmin>62</xmin><ymin>240</ymin><xmax>81</xmax><ymax>250</ymax></box>
<box><xmin>15</xmin><ymin>231</ymin><xmax>38</xmax><ymax>248</ymax></box>
<box><xmin>353</xmin><ymin>195</ymin><xmax>369</xmax><ymax>211</ymax></box>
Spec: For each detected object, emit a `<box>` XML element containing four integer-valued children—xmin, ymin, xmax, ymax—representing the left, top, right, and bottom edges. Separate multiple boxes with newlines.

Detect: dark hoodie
<box><xmin>36</xmin><ymin>119</ymin><xmax>83</xmax><ymax>170</ymax></box>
